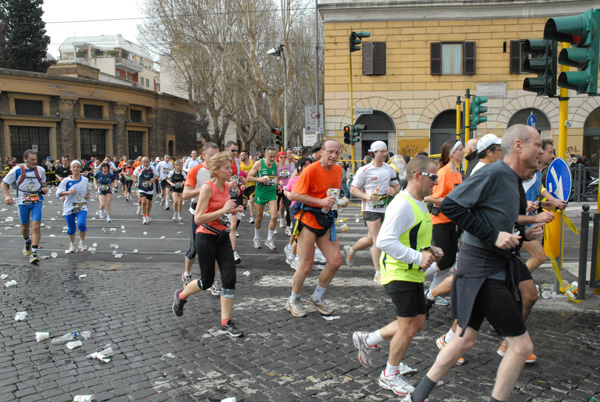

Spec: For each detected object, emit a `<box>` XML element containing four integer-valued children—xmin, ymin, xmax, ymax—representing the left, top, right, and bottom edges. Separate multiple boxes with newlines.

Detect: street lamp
<box><xmin>267</xmin><ymin>44</ymin><xmax>287</xmax><ymax>151</ymax></box>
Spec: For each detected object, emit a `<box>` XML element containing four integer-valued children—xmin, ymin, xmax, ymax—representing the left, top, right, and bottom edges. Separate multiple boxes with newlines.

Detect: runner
<box><xmin>1</xmin><ymin>149</ymin><xmax>49</xmax><ymax>263</ymax></box>
<box><xmin>181</xmin><ymin>142</ymin><xmax>220</xmax><ymax>292</ymax></box>
<box><xmin>277</xmin><ymin>151</ymin><xmax>293</xmax><ymax>235</ymax></box>
<box><xmin>172</xmin><ymin>151</ymin><xmax>244</xmax><ymax>338</ymax></box>
<box><xmin>56</xmin><ymin>160</ymin><xmax>90</xmax><ymax>253</ymax></box>
<box><xmin>167</xmin><ymin>160</ymin><xmax>186</xmax><ymax>221</ymax></box>
<box><xmin>405</xmin><ymin>124</ymin><xmax>544</xmax><ymax>402</ymax></box>
<box><xmin>183</xmin><ymin>150</ymin><xmax>201</xmax><ymax>173</ymax></box>
<box><xmin>247</xmin><ymin>146</ymin><xmax>279</xmax><ymax>251</ymax></box>
<box><xmin>120</xmin><ymin>160</ymin><xmax>135</xmax><ymax>201</ymax></box>
<box><xmin>239</xmin><ymin>151</ymin><xmax>255</xmax><ymax>224</ymax></box>
<box><xmin>94</xmin><ymin>162</ymin><xmax>116</xmax><ymax>222</ymax></box>
<box><xmin>55</xmin><ymin>156</ymin><xmax>71</xmax><ymax>183</ymax></box>
<box><xmin>352</xmin><ymin>155</ymin><xmax>442</xmax><ymax>397</ymax></box>
<box><xmin>224</xmin><ymin>141</ymin><xmax>246</xmax><ymax>264</ymax></box>
<box><xmin>285</xmin><ymin>139</ymin><xmax>345</xmax><ymax>317</ymax></box>
<box><xmin>133</xmin><ymin>157</ymin><xmax>158</xmax><ymax>224</ymax></box>
<box><xmin>344</xmin><ymin>141</ymin><xmax>401</xmax><ymax>283</ymax></box>
<box><xmin>156</xmin><ymin>154</ymin><xmax>174</xmax><ymax>210</ymax></box>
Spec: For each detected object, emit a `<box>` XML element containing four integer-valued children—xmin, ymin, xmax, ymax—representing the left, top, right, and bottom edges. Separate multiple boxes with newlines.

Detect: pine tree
<box><xmin>0</xmin><ymin>0</ymin><xmax>53</xmax><ymax>72</ymax></box>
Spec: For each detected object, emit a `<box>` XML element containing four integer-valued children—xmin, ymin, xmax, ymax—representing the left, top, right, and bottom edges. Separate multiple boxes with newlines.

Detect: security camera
<box><xmin>267</xmin><ymin>48</ymin><xmax>278</xmax><ymax>55</ymax></box>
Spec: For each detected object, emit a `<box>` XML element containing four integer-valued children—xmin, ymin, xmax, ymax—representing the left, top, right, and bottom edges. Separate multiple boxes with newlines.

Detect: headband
<box><xmin>70</xmin><ymin>160</ymin><xmax>82</xmax><ymax>167</ymax></box>
<box><xmin>450</xmin><ymin>140</ymin><xmax>462</xmax><ymax>155</ymax></box>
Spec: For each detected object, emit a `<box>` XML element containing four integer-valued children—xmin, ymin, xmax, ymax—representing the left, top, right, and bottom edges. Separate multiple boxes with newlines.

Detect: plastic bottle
<box><xmin>342</xmin><ymin>224</ymin><xmax>349</xmax><ymax>232</ymax></box>
<box><xmin>51</xmin><ymin>332</ymin><xmax>77</xmax><ymax>344</ymax></box>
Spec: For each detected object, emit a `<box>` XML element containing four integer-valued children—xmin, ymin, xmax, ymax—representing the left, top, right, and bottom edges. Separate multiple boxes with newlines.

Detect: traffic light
<box><xmin>544</xmin><ymin>8</ymin><xmax>599</xmax><ymax>94</ymax></box>
<box><xmin>470</xmin><ymin>96</ymin><xmax>488</xmax><ymax>130</ymax></box>
<box><xmin>271</xmin><ymin>128</ymin><xmax>282</xmax><ymax>146</ymax></box>
<box><xmin>349</xmin><ymin>31</ymin><xmax>371</xmax><ymax>52</ymax></box>
<box><xmin>522</xmin><ymin>39</ymin><xmax>557</xmax><ymax>97</ymax></box>
<box><xmin>351</xmin><ymin>124</ymin><xmax>366</xmax><ymax>144</ymax></box>
<box><xmin>343</xmin><ymin>125</ymin><xmax>351</xmax><ymax>144</ymax></box>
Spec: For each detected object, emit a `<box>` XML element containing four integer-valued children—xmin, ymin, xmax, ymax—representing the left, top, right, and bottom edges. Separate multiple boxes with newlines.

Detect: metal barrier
<box><xmin>570</xmin><ymin>165</ymin><xmax>598</xmax><ymax>202</ymax></box>
<box><xmin>578</xmin><ymin>205</ymin><xmax>590</xmax><ymax>300</ymax></box>
<box><xmin>590</xmin><ymin>212</ymin><xmax>600</xmax><ymax>295</ymax></box>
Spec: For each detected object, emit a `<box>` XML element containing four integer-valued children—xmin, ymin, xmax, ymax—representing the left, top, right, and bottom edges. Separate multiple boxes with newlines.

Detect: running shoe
<box><xmin>219</xmin><ymin>320</ymin><xmax>244</xmax><ymax>338</ymax></box>
<box><xmin>208</xmin><ymin>283</ymin><xmax>221</xmax><ymax>296</ymax></box>
<box><xmin>343</xmin><ymin>245</ymin><xmax>355</xmax><ymax>267</ymax></box>
<box><xmin>353</xmin><ymin>331</ymin><xmax>376</xmax><ymax>367</ymax></box>
<box><xmin>143</xmin><ymin>217</ymin><xmax>148</xmax><ymax>224</ymax></box>
<box><xmin>177</xmin><ymin>214</ymin><xmax>183</xmax><ymax>221</ymax></box>
<box><xmin>164</xmin><ymin>204</ymin><xmax>170</xmax><ymax>210</ymax></box>
<box><xmin>290</xmin><ymin>257</ymin><xmax>299</xmax><ymax>271</ymax></box>
<box><xmin>279</xmin><ymin>219</ymin><xmax>285</xmax><ymax>228</ymax></box>
<box><xmin>437</xmin><ymin>333</ymin><xmax>465</xmax><ymax>366</ymax></box>
<box><xmin>136</xmin><ymin>206</ymin><xmax>141</xmax><ymax>215</ymax></box>
<box><xmin>425</xmin><ymin>297</ymin><xmax>435</xmax><ymax>318</ymax></box>
<box><xmin>146</xmin><ymin>217</ymin><xmax>152</xmax><ymax>223</ymax></box>
<box><xmin>78</xmin><ymin>242</ymin><xmax>88</xmax><ymax>252</ymax></box>
<box><xmin>126</xmin><ymin>196</ymin><xmax>130</xmax><ymax>202</ymax></box>
<box><xmin>285</xmin><ymin>226</ymin><xmax>292</xmax><ymax>236</ymax></box>
<box><xmin>285</xmin><ymin>299</ymin><xmax>307</xmax><ymax>317</ymax></box>
<box><xmin>265</xmin><ymin>240</ymin><xmax>276</xmax><ymax>250</ymax></box>
<box><xmin>23</xmin><ymin>243</ymin><xmax>31</xmax><ymax>257</ymax></box>
<box><xmin>399</xmin><ymin>362</ymin><xmax>417</xmax><ymax>375</ymax></box>
<box><xmin>253</xmin><ymin>238</ymin><xmax>261</xmax><ymax>249</ymax></box>
<box><xmin>172</xmin><ymin>289</ymin><xmax>186</xmax><ymax>317</ymax></box>
<box><xmin>182</xmin><ymin>273</ymin><xmax>192</xmax><ymax>287</ymax></box>
<box><xmin>314</xmin><ymin>249</ymin><xmax>327</xmax><ymax>264</ymax></box>
<box><xmin>434</xmin><ymin>296</ymin><xmax>450</xmax><ymax>306</ymax></box>
<box><xmin>106</xmin><ymin>215</ymin><xmax>111</xmax><ymax>223</ymax></box>
<box><xmin>273</xmin><ymin>228</ymin><xmax>278</xmax><ymax>235</ymax></box>
<box><xmin>249</xmin><ymin>217</ymin><xmax>255</xmax><ymax>224</ymax></box>
<box><xmin>497</xmin><ymin>340</ymin><xmax>537</xmax><ymax>364</ymax></box>
<box><xmin>66</xmin><ymin>243</ymin><xmax>76</xmax><ymax>254</ymax></box>
<box><xmin>310</xmin><ymin>297</ymin><xmax>334</xmax><ymax>315</ymax></box>
<box><xmin>378</xmin><ymin>371</ymin><xmax>415</xmax><ymax>396</ymax></box>
<box><xmin>29</xmin><ymin>253</ymin><xmax>39</xmax><ymax>264</ymax></box>
<box><xmin>160</xmin><ymin>198</ymin><xmax>165</xmax><ymax>206</ymax></box>
<box><xmin>236</xmin><ymin>232</ymin><xmax>239</xmax><ymax>237</ymax></box>
<box><xmin>284</xmin><ymin>246</ymin><xmax>293</xmax><ymax>264</ymax></box>
<box><xmin>99</xmin><ymin>210</ymin><xmax>105</xmax><ymax>219</ymax></box>
<box><xmin>233</xmin><ymin>251</ymin><xmax>241</xmax><ymax>264</ymax></box>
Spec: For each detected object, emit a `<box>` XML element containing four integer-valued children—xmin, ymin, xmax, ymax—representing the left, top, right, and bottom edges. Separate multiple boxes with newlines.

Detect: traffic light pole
<box><xmin>456</xmin><ymin>96</ymin><xmax>462</xmax><ymax>139</ymax></box>
<box><xmin>349</xmin><ymin>45</ymin><xmax>356</xmax><ymax>173</ymax></box>
<box><xmin>558</xmin><ymin>42</ymin><xmax>569</xmax><ymax>165</ymax></box>
<box><xmin>464</xmin><ymin>89</ymin><xmax>471</xmax><ymax>140</ymax></box>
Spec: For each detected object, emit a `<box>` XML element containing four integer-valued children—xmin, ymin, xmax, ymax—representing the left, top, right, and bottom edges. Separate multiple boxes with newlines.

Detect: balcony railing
<box><xmin>114</xmin><ymin>57</ymin><xmax>143</xmax><ymax>73</ymax></box>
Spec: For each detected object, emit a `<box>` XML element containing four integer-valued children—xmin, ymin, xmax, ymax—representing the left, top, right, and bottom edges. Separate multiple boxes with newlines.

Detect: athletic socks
<box><xmin>411</xmin><ymin>375</ymin><xmax>437</xmax><ymax>402</ymax></box>
<box><xmin>426</xmin><ymin>290</ymin><xmax>436</xmax><ymax>301</ymax></box>
<box><xmin>178</xmin><ymin>291</ymin><xmax>187</xmax><ymax>301</ymax></box>
<box><xmin>32</xmin><ymin>246</ymin><xmax>38</xmax><ymax>254</ymax></box>
<box><xmin>384</xmin><ymin>363</ymin><xmax>399</xmax><ymax>377</ymax></box>
<box><xmin>445</xmin><ymin>328</ymin><xmax>455</xmax><ymax>342</ymax></box>
<box><xmin>365</xmin><ymin>330</ymin><xmax>384</xmax><ymax>348</ymax></box>
<box><xmin>285</xmin><ymin>244</ymin><xmax>292</xmax><ymax>251</ymax></box>
<box><xmin>348</xmin><ymin>246</ymin><xmax>355</xmax><ymax>255</ymax></box>
<box><xmin>254</xmin><ymin>228</ymin><xmax>260</xmax><ymax>239</ymax></box>
<box><xmin>221</xmin><ymin>318</ymin><xmax>230</xmax><ymax>326</ymax></box>
<box><xmin>267</xmin><ymin>230</ymin><xmax>274</xmax><ymax>241</ymax></box>
<box><xmin>290</xmin><ymin>292</ymin><xmax>300</xmax><ymax>303</ymax></box>
<box><xmin>312</xmin><ymin>285</ymin><xmax>326</xmax><ymax>301</ymax></box>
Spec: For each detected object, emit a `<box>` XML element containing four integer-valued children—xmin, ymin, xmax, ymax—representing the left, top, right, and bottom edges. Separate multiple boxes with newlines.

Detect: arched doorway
<box><xmin>355</xmin><ymin>110</ymin><xmax>396</xmax><ymax>159</ymax></box>
<box><xmin>430</xmin><ymin>110</ymin><xmax>457</xmax><ymax>155</ymax></box>
<box><xmin>168</xmin><ymin>140</ymin><xmax>174</xmax><ymax>157</ymax></box>
<box><xmin>508</xmin><ymin>108</ymin><xmax>551</xmax><ymax>138</ymax></box>
<box><xmin>583</xmin><ymin>107</ymin><xmax>600</xmax><ymax>168</ymax></box>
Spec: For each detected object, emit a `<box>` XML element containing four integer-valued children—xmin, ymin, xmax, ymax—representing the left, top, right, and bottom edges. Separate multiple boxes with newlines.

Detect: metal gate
<box><xmin>10</xmin><ymin>126</ymin><xmax>50</xmax><ymax>160</ymax></box>
<box><xmin>80</xmin><ymin>129</ymin><xmax>106</xmax><ymax>160</ymax></box>
<box><xmin>128</xmin><ymin>131</ymin><xmax>144</xmax><ymax>159</ymax></box>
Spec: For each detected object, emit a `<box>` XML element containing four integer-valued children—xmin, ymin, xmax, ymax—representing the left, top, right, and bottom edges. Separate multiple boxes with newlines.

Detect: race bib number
<box><xmin>99</xmin><ymin>184</ymin><xmax>110</xmax><ymax>192</ymax></box>
<box><xmin>142</xmin><ymin>180</ymin><xmax>153</xmax><ymax>190</ymax></box>
<box><xmin>266</xmin><ymin>176</ymin><xmax>276</xmax><ymax>186</ymax></box>
<box><xmin>372</xmin><ymin>194</ymin><xmax>389</xmax><ymax>208</ymax></box>
<box><xmin>22</xmin><ymin>193</ymin><xmax>39</xmax><ymax>204</ymax></box>
<box><xmin>72</xmin><ymin>202</ymin><xmax>86</xmax><ymax>214</ymax></box>
<box><xmin>279</xmin><ymin>169</ymin><xmax>290</xmax><ymax>179</ymax></box>
<box><xmin>174</xmin><ymin>182</ymin><xmax>184</xmax><ymax>189</ymax></box>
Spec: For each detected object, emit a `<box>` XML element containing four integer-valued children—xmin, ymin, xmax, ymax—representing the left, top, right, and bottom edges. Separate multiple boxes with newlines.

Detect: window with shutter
<box><xmin>363</xmin><ymin>42</ymin><xmax>386</xmax><ymax>76</ymax></box>
<box><xmin>463</xmin><ymin>42</ymin><xmax>476</xmax><ymax>75</ymax></box>
<box><xmin>431</xmin><ymin>42</ymin><xmax>442</xmax><ymax>75</ymax></box>
<box><xmin>509</xmin><ymin>40</ymin><xmax>524</xmax><ymax>74</ymax></box>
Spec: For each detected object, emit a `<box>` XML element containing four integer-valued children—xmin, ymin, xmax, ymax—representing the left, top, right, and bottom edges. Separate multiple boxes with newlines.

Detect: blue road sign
<box><xmin>546</xmin><ymin>158</ymin><xmax>571</xmax><ymax>202</ymax></box>
<box><xmin>527</xmin><ymin>113</ymin><xmax>537</xmax><ymax>128</ymax></box>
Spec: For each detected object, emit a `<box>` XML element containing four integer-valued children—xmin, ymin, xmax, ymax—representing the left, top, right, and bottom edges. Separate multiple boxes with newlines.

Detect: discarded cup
<box><xmin>133</xmin><ymin>249</ymin><xmax>139</xmax><ymax>253</ymax></box>
<box><xmin>221</xmin><ymin>398</ymin><xmax>237</xmax><ymax>402</ymax></box>
<box><xmin>35</xmin><ymin>332</ymin><xmax>50</xmax><ymax>342</ymax></box>
<box><xmin>87</xmin><ymin>345</ymin><xmax>114</xmax><ymax>363</ymax></box>
<box><xmin>79</xmin><ymin>274</ymin><xmax>87</xmax><ymax>279</ymax></box>
<box><xmin>5</xmin><ymin>280</ymin><xmax>17</xmax><ymax>288</ymax></box>
<box><xmin>0</xmin><ymin>274</ymin><xmax>7</xmax><ymax>280</ymax></box>
<box><xmin>143</xmin><ymin>232</ymin><xmax>148</xmax><ymax>236</ymax></box>
<box><xmin>110</xmin><ymin>244</ymin><xmax>119</xmax><ymax>249</ymax></box>
<box><xmin>89</xmin><ymin>247</ymin><xmax>97</xmax><ymax>254</ymax></box>
<box><xmin>51</xmin><ymin>252</ymin><xmax>58</xmax><ymax>259</ymax></box>
<box><xmin>114</xmin><ymin>253</ymin><xmax>123</xmax><ymax>259</ymax></box>
<box><xmin>243</xmin><ymin>271</ymin><xmax>251</xmax><ymax>276</ymax></box>
<box><xmin>51</xmin><ymin>332</ymin><xmax>77</xmax><ymax>345</ymax></box>
<box><xmin>66</xmin><ymin>340</ymin><xmax>83</xmax><ymax>349</ymax></box>
<box><xmin>73</xmin><ymin>394</ymin><xmax>95</xmax><ymax>402</ymax></box>
<box><xmin>15</xmin><ymin>311</ymin><xmax>27</xmax><ymax>321</ymax></box>
<box><xmin>341</xmin><ymin>224</ymin><xmax>349</xmax><ymax>232</ymax></box>
<box><xmin>80</xmin><ymin>331</ymin><xmax>92</xmax><ymax>340</ymax></box>
<box><xmin>161</xmin><ymin>353</ymin><xmax>175</xmax><ymax>360</ymax></box>
<box><xmin>121</xmin><ymin>225</ymin><xmax>125</xmax><ymax>229</ymax></box>
<box><xmin>159</xmin><ymin>236</ymin><xmax>166</xmax><ymax>240</ymax></box>
<box><xmin>92</xmin><ymin>243</ymin><xmax>98</xmax><ymax>247</ymax></box>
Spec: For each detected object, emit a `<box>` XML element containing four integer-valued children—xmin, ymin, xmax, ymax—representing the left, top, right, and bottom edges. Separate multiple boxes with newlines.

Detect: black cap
<box><xmin>311</xmin><ymin>141</ymin><xmax>322</xmax><ymax>153</ymax></box>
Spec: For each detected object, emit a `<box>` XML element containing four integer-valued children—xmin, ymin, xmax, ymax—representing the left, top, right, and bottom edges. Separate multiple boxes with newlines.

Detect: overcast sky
<box><xmin>42</xmin><ymin>0</ymin><xmax>146</xmax><ymax>58</ymax></box>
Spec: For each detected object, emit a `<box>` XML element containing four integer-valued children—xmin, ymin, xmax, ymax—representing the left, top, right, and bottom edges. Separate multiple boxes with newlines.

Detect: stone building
<box><xmin>318</xmin><ymin>0</ymin><xmax>600</xmax><ymax>165</ymax></box>
<box><xmin>0</xmin><ymin>66</ymin><xmax>196</xmax><ymax>162</ymax></box>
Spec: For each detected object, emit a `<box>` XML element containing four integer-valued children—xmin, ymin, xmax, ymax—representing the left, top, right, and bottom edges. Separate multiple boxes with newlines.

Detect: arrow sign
<box><xmin>545</xmin><ymin>158</ymin><xmax>571</xmax><ymax>202</ymax></box>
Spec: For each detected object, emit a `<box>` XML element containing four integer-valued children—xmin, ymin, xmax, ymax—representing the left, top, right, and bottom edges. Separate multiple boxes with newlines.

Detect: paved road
<box><xmin>1</xmin><ymin>188</ymin><xmax>599</xmax><ymax>401</ymax></box>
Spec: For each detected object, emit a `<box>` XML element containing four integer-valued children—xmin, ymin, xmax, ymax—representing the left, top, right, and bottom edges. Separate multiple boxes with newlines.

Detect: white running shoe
<box><xmin>66</xmin><ymin>243</ymin><xmax>76</xmax><ymax>254</ymax></box>
<box><xmin>290</xmin><ymin>256</ymin><xmax>299</xmax><ymax>271</ymax></box>
<box><xmin>78</xmin><ymin>242</ymin><xmax>88</xmax><ymax>252</ymax></box>
<box><xmin>353</xmin><ymin>331</ymin><xmax>376</xmax><ymax>367</ymax></box>
<box><xmin>285</xmin><ymin>226</ymin><xmax>292</xmax><ymax>236</ymax></box>
<box><xmin>399</xmin><ymin>362</ymin><xmax>417</xmax><ymax>375</ymax></box>
<box><xmin>233</xmin><ymin>250</ymin><xmax>241</xmax><ymax>264</ymax></box>
<box><xmin>249</xmin><ymin>217</ymin><xmax>255</xmax><ymax>224</ymax></box>
<box><xmin>343</xmin><ymin>245</ymin><xmax>355</xmax><ymax>267</ymax></box>
<box><xmin>99</xmin><ymin>210</ymin><xmax>105</xmax><ymax>219</ymax></box>
<box><xmin>279</xmin><ymin>219</ymin><xmax>285</xmax><ymax>228</ymax></box>
<box><xmin>106</xmin><ymin>215</ymin><xmax>111</xmax><ymax>223</ymax></box>
<box><xmin>284</xmin><ymin>246</ymin><xmax>293</xmax><ymax>264</ymax></box>
<box><xmin>378</xmin><ymin>371</ymin><xmax>415</xmax><ymax>396</ymax></box>
<box><xmin>177</xmin><ymin>214</ymin><xmax>183</xmax><ymax>221</ymax></box>
<box><xmin>143</xmin><ymin>217</ymin><xmax>148</xmax><ymax>224</ymax></box>
<box><xmin>253</xmin><ymin>238</ymin><xmax>261</xmax><ymax>249</ymax></box>
<box><xmin>265</xmin><ymin>240</ymin><xmax>276</xmax><ymax>250</ymax></box>
<box><xmin>136</xmin><ymin>206</ymin><xmax>141</xmax><ymax>215</ymax></box>
<box><xmin>314</xmin><ymin>249</ymin><xmax>327</xmax><ymax>264</ymax></box>
<box><xmin>172</xmin><ymin>214</ymin><xmax>177</xmax><ymax>221</ymax></box>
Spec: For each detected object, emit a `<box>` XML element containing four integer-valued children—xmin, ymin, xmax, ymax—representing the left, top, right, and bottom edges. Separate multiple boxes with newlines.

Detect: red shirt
<box><xmin>196</xmin><ymin>181</ymin><xmax>231</xmax><ymax>235</ymax></box>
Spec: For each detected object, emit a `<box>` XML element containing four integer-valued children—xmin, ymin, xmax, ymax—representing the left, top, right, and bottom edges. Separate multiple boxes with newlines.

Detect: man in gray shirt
<box><xmin>405</xmin><ymin>124</ymin><xmax>544</xmax><ymax>402</ymax></box>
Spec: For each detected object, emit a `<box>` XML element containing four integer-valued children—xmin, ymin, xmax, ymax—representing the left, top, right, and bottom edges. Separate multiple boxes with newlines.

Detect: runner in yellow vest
<box><xmin>351</xmin><ymin>155</ymin><xmax>443</xmax><ymax>397</ymax></box>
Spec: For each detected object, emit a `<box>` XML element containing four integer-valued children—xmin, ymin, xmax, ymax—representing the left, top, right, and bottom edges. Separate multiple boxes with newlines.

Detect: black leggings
<box><xmin>432</xmin><ymin>222</ymin><xmax>459</xmax><ymax>270</ymax></box>
<box><xmin>277</xmin><ymin>191</ymin><xmax>291</xmax><ymax>226</ymax></box>
<box><xmin>195</xmin><ymin>231</ymin><xmax>236</xmax><ymax>291</ymax></box>
<box><xmin>124</xmin><ymin>180</ymin><xmax>133</xmax><ymax>193</ymax></box>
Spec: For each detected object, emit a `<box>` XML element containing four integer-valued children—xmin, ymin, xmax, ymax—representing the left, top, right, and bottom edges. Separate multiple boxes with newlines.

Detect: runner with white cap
<box><xmin>344</xmin><ymin>140</ymin><xmax>401</xmax><ymax>283</ymax></box>
<box><xmin>471</xmin><ymin>134</ymin><xmax>503</xmax><ymax>174</ymax></box>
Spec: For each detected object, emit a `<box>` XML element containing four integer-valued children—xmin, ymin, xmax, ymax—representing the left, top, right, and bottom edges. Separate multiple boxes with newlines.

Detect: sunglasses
<box><xmin>229</xmin><ymin>149</ymin><xmax>239</xmax><ymax>153</ymax></box>
<box><xmin>411</xmin><ymin>171</ymin><xmax>438</xmax><ymax>181</ymax></box>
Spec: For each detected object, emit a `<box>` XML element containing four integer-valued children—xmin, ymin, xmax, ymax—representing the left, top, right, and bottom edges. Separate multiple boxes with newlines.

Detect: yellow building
<box><xmin>319</xmin><ymin>0</ymin><xmax>600</xmax><ymax>165</ymax></box>
<box><xmin>0</xmin><ymin>65</ymin><xmax>196</xmax><ymax>162</ymax></box>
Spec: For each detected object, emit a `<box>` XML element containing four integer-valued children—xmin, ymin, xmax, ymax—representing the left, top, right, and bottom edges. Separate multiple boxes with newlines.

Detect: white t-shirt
<box><xmin>187</xmin><ymin>165</ymin><xmax>211</xmax><ymax>214</ymax></box>
<box><xmin>183</xmin><ymin>158</ymin><xmax>201</xmax><ymax>173</ymax></box>
<box><xmin>471</xmin><ymin>161</ymin><xmax>488</xmax><ymax>175</ymax></box>
<box><xmin>57</xmin><ymin>176</ymin><xmax>89</xmax><ymax>215</ymax></box>
<box><xmin>2</xmin><ymin>165</ymin><xmax>46</xmax><ymax>205</ymax></box>
<box><xmin>133</xmin><ymin>166</ymin><xmax>158</xmax><ymax>194</ymax></box>
<box><xmin>352</xmin><ymin>162</ymin><xmax>400</xmax><ymax>213</ymax></box>
<box><xmin>156</xmin><ymin>161</ymin><xmax>174</xmax><ymax>181</ymax></box>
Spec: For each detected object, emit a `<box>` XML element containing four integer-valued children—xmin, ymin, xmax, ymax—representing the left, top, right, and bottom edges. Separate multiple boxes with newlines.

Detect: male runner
<box><xmin>133</xmin><ymin>157</ymin><xmax>158</xmax><ymax>224</ymax></box>
<box><xmin>1</xmin><ymin>149</ymin><xmax>49</xmax><ymax>263</ymax></box>
<box><xmin>156</xmin><ymin>154</ymin><xmax>174</xmax><ymax>210</ymax></box>
<box><xmin>55</xmin><ymin>156</ymin><xmax>71</xmax><ymax>183</ymax></box>
<box><xmin>225</xmin><ymin>141</ymin><xmax>246</xmax><ymax>264</ymax></box>
<box><xmin>344</xmin><ymin>141</ymin><xmax>401</xmax><ymax>283</ymax></box>
<box><xmin>183</xmin><ymin>150</ymin><xmax>201</xmax><ymax>173</ymax></box>
<box><xmin>239</xmin><ymin>151</ymin><xmax>255</xmax><ymax>224</ymax></box>
<box><xmin>352</xmin><ymin>155</ymin><xmax>443</xmax><ymax>397</ymax></box>
<box><xmin>247</xmin><ymin>146</ymin><xmax>279</xmax><ymax>251</ymax></box>
<box><xmin>285</xmin><ymin>139</ymin><xmax>345</xmax><ymax>317</ymax></box>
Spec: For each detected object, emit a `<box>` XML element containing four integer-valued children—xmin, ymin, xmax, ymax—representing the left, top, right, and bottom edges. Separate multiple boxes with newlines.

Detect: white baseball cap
<box><xmin>477</xmin><ymin>134</ymin><xmax>502</xmax><ymax>153</ymax></box>
<box><xmin>369</xmin><ymin>141</ymin><xmax>387</xmax><ymax>152</ymax></box>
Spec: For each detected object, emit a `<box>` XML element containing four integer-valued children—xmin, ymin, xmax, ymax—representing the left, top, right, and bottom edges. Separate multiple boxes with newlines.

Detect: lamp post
<box><xmin>267</xmin><ymin>44</ymin><xmax>287</xmax><ymax>151</ymax></box>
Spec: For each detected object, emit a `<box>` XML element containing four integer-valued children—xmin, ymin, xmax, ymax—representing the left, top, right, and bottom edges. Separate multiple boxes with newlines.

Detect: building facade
<box><xmin>58</xmin><ymin>35</ymin><xmax>160</xmax><ymax>92</ymax></box>
<box><xmin>0</xmin><ymin>67</ymin><xmax>196</xmax><ymax>162</ymax></box>
<box><xmin>318</xmin><ymin>0</ymin><xmax>600</xmax><ymax>165</ymax></box>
